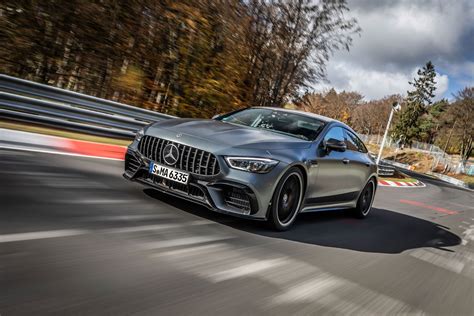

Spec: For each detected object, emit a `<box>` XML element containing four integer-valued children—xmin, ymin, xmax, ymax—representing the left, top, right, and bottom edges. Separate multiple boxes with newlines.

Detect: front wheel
<box><xmin>352</xmin><ymin>179</ymin><xmax>375</xmax><ymax>218</ymax></box>
<box><xmin>268</xmin><ymin>167</ymin><xmax>304</xmax><ymax>231</ymax></box>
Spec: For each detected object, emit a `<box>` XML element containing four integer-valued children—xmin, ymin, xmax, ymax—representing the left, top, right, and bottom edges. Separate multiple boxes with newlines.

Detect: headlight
<box><xmin>225</xmin><ymin>157</ymin><xmax>279</xmax><ymax>173</ymax></box>
<box><xmin>134</xmin><ymin>128</ymin><xmax>145</xmax><ymax>142</ymax></box>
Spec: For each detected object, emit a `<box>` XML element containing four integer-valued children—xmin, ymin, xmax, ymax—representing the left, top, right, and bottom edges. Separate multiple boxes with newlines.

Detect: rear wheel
<box><xmin>268</xmin><ymin>168</ymin><xmax>304</xmax><ymax>231</ymax></box>
<box><xmin>352</xmin><ymin>179</ymin><xmax>375</xmax><ymax>218</ymax></box>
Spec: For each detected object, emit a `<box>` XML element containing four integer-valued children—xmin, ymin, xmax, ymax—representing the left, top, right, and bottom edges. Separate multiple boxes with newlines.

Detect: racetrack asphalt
<box><xmin>1</xmin><ymin>148</ymin><xmax>473</xmax><ymax>315</ymax></box>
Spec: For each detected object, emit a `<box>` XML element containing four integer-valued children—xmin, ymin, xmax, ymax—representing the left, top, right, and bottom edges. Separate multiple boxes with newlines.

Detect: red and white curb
<box><xmin>378</xmin><ymin>179</ymin><xmax>425</xmax><ymax>188</ymax></box>
<box><xmin>0</xmin><ymin>128</ymin><xmax>127</xmax><ymax>160</ymax></box>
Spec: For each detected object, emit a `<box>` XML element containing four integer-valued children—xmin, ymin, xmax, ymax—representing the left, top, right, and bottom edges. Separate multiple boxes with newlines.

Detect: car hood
<box><xmin>146</xmin><ymin>118</ymin><xmax>311</xmax><ymax>151</ymax></box>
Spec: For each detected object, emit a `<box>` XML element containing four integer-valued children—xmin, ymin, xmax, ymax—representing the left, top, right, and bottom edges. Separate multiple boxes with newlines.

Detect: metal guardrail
<box><xmin>0</xmin><ymin>74</ymin><xmax>175</xmax><ymax>138</ymax></box>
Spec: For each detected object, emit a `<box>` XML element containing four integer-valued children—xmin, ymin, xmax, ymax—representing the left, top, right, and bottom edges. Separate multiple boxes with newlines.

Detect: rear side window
<box><xmin>345</xmin><ymin>130</ymin><xmax>368</xmax><ymax>153</ymax></box>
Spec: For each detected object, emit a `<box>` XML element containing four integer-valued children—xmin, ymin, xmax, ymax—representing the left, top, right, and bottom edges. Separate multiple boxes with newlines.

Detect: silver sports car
<box><xmin>124</xmin><ymin>107</ymin><xmax>377</xmax><ymax>230</ymax></box>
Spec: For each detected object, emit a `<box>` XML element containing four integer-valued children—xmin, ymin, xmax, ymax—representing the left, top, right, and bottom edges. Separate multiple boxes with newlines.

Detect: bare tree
<box><xmin>297</xmin><ymin>89</ymin><xmax>364</xmax><ymax>123</ymax></box>
<box><xmin>448</xmin><ymin>87</ymin><xmax>473</xmax><ymax>171</ymax></box>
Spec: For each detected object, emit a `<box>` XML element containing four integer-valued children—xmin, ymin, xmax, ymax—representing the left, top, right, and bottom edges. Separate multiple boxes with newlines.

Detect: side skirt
<box><xmin>300</xmin><ymin>191</ymin><xmax>359</xmax><ymax>213</ymax></box>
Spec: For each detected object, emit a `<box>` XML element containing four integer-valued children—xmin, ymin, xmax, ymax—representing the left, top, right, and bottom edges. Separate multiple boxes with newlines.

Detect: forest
<box><xmin>0</xmin><ymin>0</ymin><xmax>358</xmax><ymax>118</ymax></box>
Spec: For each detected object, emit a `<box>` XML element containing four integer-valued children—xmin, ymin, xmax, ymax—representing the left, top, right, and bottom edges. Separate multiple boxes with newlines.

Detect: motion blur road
<box><xmin>1</xmin><ymin>148</ymin><xmax>473</xmax><ymax>315</ymax></box>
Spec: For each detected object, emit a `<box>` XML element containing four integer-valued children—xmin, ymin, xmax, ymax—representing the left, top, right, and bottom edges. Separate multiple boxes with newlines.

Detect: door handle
<box><xmin>342</xmin><ymin>158</ymin><xmax>350</xmax><ymax>164</ymax></box>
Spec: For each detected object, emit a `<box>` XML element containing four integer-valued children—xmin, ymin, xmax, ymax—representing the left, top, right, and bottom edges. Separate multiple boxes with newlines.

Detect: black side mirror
<box><xmin>325</xmin><ymin>138</ymin><xmax>347</xmax><ymax>152</ymax></box>
<box><xmin>212</xmin><ymin>114</ymin><xmax>222</xmax><ymax>120</ymax></box>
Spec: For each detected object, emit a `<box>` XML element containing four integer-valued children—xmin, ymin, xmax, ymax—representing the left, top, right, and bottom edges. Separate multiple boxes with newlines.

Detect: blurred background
<box><xmin>0</xmin><ymin>0</ymin><xmax>359</xmax><ymax>117</ymax></box>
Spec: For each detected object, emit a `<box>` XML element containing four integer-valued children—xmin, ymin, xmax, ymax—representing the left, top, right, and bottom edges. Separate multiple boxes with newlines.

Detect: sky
<box><xmin>313</xmin><ymin>0</ymin><xmax>474</xmax><ymax>101</ymax></box>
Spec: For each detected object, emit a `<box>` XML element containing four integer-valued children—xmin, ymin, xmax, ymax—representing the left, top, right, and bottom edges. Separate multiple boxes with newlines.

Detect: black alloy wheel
<box><xmin>269</xmin><ymin>167</ymin><xmax>304</xmax><ymax>231</ymax></box>
<box><xmin>353</xmin><ymin>179</ymin><xmax>375</xmax><ymax>218</ymax></box>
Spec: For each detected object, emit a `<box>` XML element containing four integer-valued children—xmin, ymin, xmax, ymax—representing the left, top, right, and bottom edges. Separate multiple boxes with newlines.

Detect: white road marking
<box><xmin>0</xmin><ymin>171</ymin><xmax>109</xmax><ymax>189</ymax></box>
<box><xmin>271</xmin><ymin>274</ymin><xmax>342</xmax><ymax>303</ymax></box>
<box><xmin>0</xmin><ymin>229</ymin><xmax>87</xmax><ymax>243</ymax></box>
<box><xmin>209</xmin><ymin>258</ymin><xmax>287</xmax><ymax>282</ymax></box>
<box><xmin>140</xmin><ymin>235</ymin><xmax>233</xmax><ymax>250</ymax></box>
<box><xmin>0</xmin><ymin>128</ymin><xmax>61</xmax><ymax>146</ymax></box>
<box><xmin>156</xmin><ymin>243</ymin><xmax>228</xmax><ymax>257</ymax></box>
<box><xmin>461</xmin><ymin>225</ymin><xmax>474</xmax><ymax>242</ymax></box>
<box><xmin>37</xmin><ymin>178</ymin><xmax>108</xmax><ymax>189</ymax></box>
<box><xmin>267</xmin><ymin>267</ymin><xmax>420</xmax><ymax>314</ymax></box>
<box><xmin>0</xmin><ymin>171</ymin><xmax>73</xmax><ymax>176</ymax></box>
<box><xmin>82</xmin><ymin>214</ymin><xmax>177</xmax><ymax>221</ymax></box>
<box><xmin>151</xmin><ymin>237</ymin><xmax>424</xmax><ymax>314</ymax></box>
<box><xmin>103</xmin><ymin>220</ymin><xmax>211</xmax><ymax>234</ymax></box>
<box><xmin>57</xmin><ymin>198</ymin><xmax>142</xmax><ymax>204</ymax></box>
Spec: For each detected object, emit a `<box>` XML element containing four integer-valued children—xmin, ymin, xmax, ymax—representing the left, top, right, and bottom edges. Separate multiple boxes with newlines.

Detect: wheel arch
<box><xmin>292</xmin><ymin>164</ymin><xmax>308</xmax><ymax>193</ymax></box>
<box><xmin>355</xmin><ymin>174</ymin><xmax>378</xmax><ymax>203</ymax></box>
<box><xmin>369</xmin><ymin>174</ymin><xmax>378</xmax><ymax>191</ymax></box>
<box><xmin>265</xmin><ymin>163</ymin><xmax>308</xmax><ymax>219</ymax></box>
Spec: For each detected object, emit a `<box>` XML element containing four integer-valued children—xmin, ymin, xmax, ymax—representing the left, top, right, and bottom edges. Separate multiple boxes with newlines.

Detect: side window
<box><xmin>344</xmin><ymin>130</ymin><xmax>359</xmax><ymax>151</ymax></box>
<box><xmin>355</xmin><ymin>135</ymin><xmax>368</xmax><ymax>153</ymax></box>
<box><xmin>323</xmin><ymin>127</ymin><xmax>345</xmax><ymax>143</ymax></box>
<box><xmin>345</xmin><ymin>130</ymin><xmax>368</xmax><ymax>153</ymax></box>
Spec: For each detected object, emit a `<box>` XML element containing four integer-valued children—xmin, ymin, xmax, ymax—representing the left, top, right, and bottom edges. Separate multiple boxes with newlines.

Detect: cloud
<box><xmin>313</xmin><ymin>0</ymin><xmax>474</xmax><ymax>100</ymax></box>
<box><xmin>314</xmin><ymin>62</ymin><xmax>449</xmax><ymax>100</ymax></box>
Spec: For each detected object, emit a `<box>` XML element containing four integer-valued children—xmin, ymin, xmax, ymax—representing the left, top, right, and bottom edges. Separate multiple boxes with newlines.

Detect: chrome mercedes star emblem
<box><xmin>163</xmin><ymin>144</ymin><xmax>179</xmax><ymax>165</ymax></box>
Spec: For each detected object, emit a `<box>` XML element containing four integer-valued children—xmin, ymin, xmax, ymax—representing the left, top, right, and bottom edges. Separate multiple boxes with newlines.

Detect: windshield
<box><xmin>217</xmin><ymin>108</ymin><xmax>325</xmax><ymax>141</ymax></box>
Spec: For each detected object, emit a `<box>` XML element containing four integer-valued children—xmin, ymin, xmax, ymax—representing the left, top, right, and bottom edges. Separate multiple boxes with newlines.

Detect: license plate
<box><xmin>149</xmin><ymin>162</ymin><xmax>189</xmax><ymax>184</ymax></box>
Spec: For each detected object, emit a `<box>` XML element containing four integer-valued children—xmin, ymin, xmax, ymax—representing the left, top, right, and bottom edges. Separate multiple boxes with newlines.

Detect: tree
<box><xmin>418</xmin><ymin>99</ymin><xmax>448</xmax><ymax>143</ymax></box>
<box><xmin>297</xmin><ymin>89</ymin><xmax>363</xmax><ymax>123</ymax></box>
<box><xmin>351</xmin><ymin>95</ymin><xmax>403</xmax><ymax>135</ymax></box>
<box><xmin>391</xmin><ymin>61</ymin><xmax>437</xmax><ymax>146</ymax></box>
<box><xmin>241</xmin><ymin>0</ymin><xmax>360</xmax><ymax>108</ymax></box>
<box><xmin>0</xmin><ymin>0</ymin><xmax>360</xmax><ymax>118</ymax></box>
<box><xmin>445</xmin><ymin>87</ymin><xmax>473</xmax><ymax>171</ymax></box>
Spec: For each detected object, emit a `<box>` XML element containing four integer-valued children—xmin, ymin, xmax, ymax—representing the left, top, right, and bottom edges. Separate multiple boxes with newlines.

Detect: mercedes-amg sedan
<box><xmin>123</xmin><ymin>107</ymin><xmax>377</xmax><ymax>230</ymax></box>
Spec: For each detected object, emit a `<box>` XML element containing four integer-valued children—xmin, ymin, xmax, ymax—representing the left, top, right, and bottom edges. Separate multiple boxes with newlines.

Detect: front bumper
<box><xmin>123</xmin><ymin>145</ymin><xmax>285</xmax><ymax>220</ymax></box>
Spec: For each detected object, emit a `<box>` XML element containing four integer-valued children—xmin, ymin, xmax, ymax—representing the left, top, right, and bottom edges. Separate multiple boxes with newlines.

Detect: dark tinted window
<box><xmin>344</xmin><ymin>131</ymin><xmax>359</xmax><ymax>151</ymax></box>
<box><xmin>323</xmin><ymin>127</ymin><xmax>345</xmax><ymax>143</ymax></box>
<box><xmin>217</xmin><ymin>108</ymin><xmax>325</xmax><ymax>141</ymax></box>
<box><xmin>345</xmin><ymin>130</ymin><xmax>368</xmax><ymax>153</ymax></box>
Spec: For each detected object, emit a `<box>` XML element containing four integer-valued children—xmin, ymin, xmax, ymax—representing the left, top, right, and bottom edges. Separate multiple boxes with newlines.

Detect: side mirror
<box><xmin>212</xmin><ymin>114</ymin><xmax>222</xmax><ymax>120</ymax></box>
<box><xmin>325</xmin><ymin>138</ymin><xmax>347</xmax><ymax>152</ymax></box>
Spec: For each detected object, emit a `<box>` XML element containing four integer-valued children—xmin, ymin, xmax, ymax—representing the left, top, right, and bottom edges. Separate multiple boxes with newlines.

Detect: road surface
<box><xmin>1</xmin><ymin>149</ymin><xmax>473</xmax><ymax>315</ymax></box>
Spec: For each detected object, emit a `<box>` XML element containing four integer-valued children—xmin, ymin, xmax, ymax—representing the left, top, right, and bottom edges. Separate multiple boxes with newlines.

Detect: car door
<box><xmin>343</xmin><ymin>129</ymin><xmax>373</xmax><ymax>192</ymax></box>
<box><xmin>305</xmin><ymin>126</ymin><xmax>353</xmax><ymax>206</ymax></box>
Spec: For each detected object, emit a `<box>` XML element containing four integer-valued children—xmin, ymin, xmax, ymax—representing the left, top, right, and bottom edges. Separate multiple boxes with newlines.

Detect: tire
<box><xmin>268</xmin><ymin>167</ymin><xmax>304</xmax><ymax>231</ymax></box>
<box><xmin>352</xmin><ymin>179</ymin><xmax>375</xmax><ymax>218</ymax></box>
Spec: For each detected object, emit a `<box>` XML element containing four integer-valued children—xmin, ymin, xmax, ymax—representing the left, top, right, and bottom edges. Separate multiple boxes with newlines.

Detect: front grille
<box><xmin>125</xmin><ymin>153</ymin><xmax>140</xmax><ymax>173</ymax></box>
<box><xmin>224</xmin><ymin>187</ymin><xmax>252</xmax><ymax>214</ymax></box>
<box><xmin>138</xmin><ymin>135</ymin><xmax>220</xmax><ymax>176</ymax></box>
